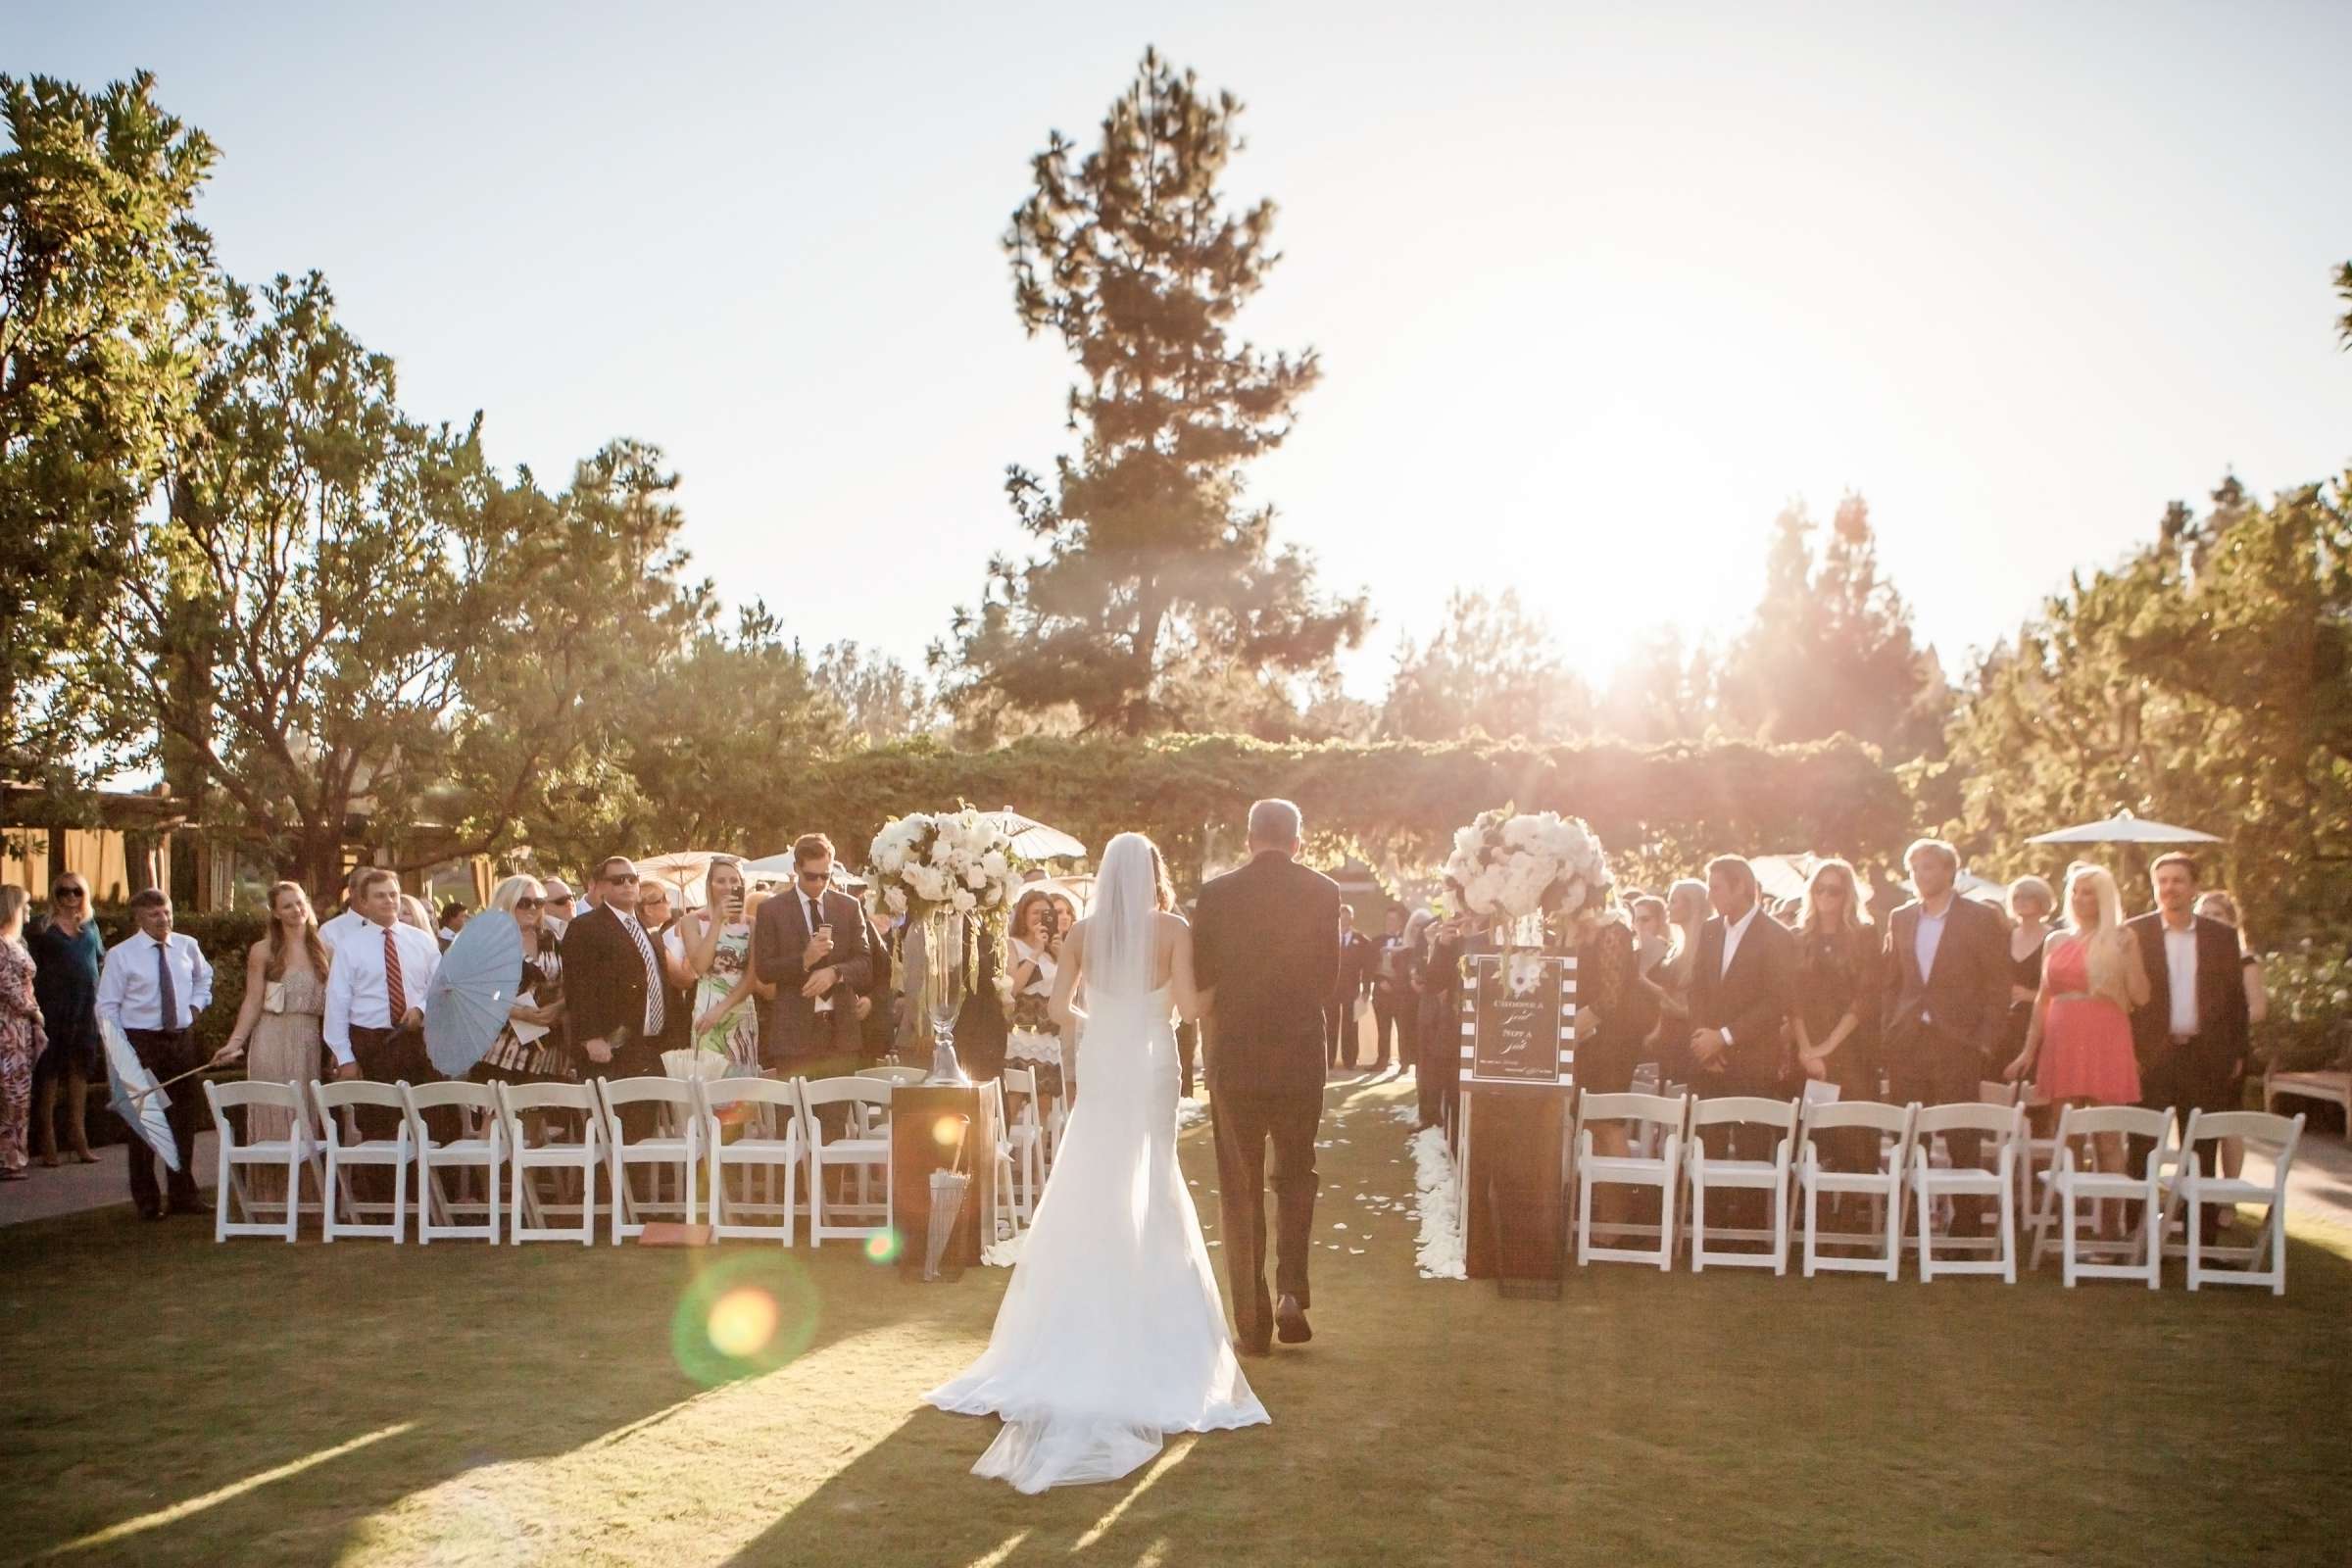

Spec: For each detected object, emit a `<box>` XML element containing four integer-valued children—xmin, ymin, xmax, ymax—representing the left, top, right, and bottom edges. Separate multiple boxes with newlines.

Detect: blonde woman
<box><xmin>2008</xmin><ymin>864</ymin><xmax>2150</xmax><ymax>1234</ymax></box>
<box><xmin>663</xmin><ymin>856</ymin><xmax>767</xmax><ymax>1072</ymax></box>
<box><xmin>1792</xmin><ymin>859</ymin><xmax>1880</xmax><ymax>1164</ymax></box>
<box><xmin>220</xmin><ymin>882</ymin><xmax>332</xmax><ymax>1201</ymax></box>
<box><xmin>471</xmin><ymin>875</ymin><xmax>570</xmax><ymax>1085</ymax></box>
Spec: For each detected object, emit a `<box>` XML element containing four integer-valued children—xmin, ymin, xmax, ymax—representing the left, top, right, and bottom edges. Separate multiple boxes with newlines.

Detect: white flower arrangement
<box><xmin>1441</xmin><ymin>804</ymin><xmax>1615</xmax><ymax>937</ymax></box>
<box><xmin>864</xmin><ymin>807</ymin><xmax>1028</xmax><ymax>924</ymax></box>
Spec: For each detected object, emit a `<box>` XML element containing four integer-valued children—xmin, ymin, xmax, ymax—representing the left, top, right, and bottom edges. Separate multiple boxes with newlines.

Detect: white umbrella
<box><xmin>638</xmin><ymin>850</ymin><xmax>732</xmax><ymax>907</ymax></box>
<box><xmin>2027</xmin><ymin>809</ymin><xmax>2222</xmax><ymax>846</ymax></box>
<box><xmin>985</xmin><ymin>809</ymin><xmax>1086</xmax><ymax>861</ymax></box>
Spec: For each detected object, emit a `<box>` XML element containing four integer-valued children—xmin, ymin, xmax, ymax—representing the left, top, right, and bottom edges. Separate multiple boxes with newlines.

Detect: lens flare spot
<box><xmin>864</xmin><ymin>1230</ymin><xmax>903</xmax><ymax>1264</ymax></box>
<box><xmin>933</xmin><ymin>1114</ymin><xmax>962</xmax><ymax>1147</ymax></box>
<box><xmin>706</xmin><ymin>1287</ymin><xmax>779</xmax><ymax>1359</ymax></box>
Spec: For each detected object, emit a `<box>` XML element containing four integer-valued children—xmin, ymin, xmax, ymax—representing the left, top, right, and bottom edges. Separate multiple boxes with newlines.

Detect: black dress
<box><xmin>1795</xmin><ymin>926</ymin><xmax>1880</xmax><ymax>1102</ymax></box>
<box><xmin>1570</xmin><ymin>922</ymin><xmax>1661</xmax><ymax>1096</ymax></box>
<box><xmin>26</xmin><ymin>918</ymin><xmax>102</xmax><ymax>1081</ymax></box>
<box><xmin>2003</xmin><ymin>936</ymin><xmax>2044</xmax><ymax>1063</ymax></box>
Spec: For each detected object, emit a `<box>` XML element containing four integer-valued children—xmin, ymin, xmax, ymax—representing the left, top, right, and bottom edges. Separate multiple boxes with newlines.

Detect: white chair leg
<box><xmin>1574</xmin><ymin>1167</ymin><xmax>1592</xmax><ymax>1267</ymax></box>
<box><xmin>1914</xmin><ymin>1177</ymin><xmax>1933</xmax><ymax>1283</ymax></box>
<box><xmin>2185</xmin><ymin>1185</ymin><xmax>2203</xmax><ymax>1291</ymax></box>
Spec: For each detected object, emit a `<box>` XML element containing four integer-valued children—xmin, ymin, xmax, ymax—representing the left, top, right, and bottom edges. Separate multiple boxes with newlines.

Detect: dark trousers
<box><xmin>1176</xmin><ymin>1021</ymin><xmax>1199</xmax><ymax>1101</ymax></box>
<box><xmin>2134</xmin><ymin>1034</ymin><xmax>2236</xmax><ymax>1235</ymax></box>
<box><xmin>1890</xmin><ymin>1026</ymin><xmax>1992</xmax><ymax>1234</ymax></box>
<box><xmin>122</xmin><ymin>1027</ymin><xmax>203</xmax><ymax>1214</ymax></box>
<box><xmin>1417</xmin><ymin>997</ymin><xmax>1454</xmax><ymax>1128</ymax></box>
<box><xmin>1324</xmin><ymin>997</ymin><xmax>1353</xmax><ymax>1067</ymax></box>
<box><xmin>1369</xmin><ymin>994</ymin><xmax>1401</xmax><ymax>1069</ymax></box>
<box><xmin>1209</xmin><ymin>1085</ymin><xmax>1321</xmax><ymax>1348</ymax></box>
<box><xmin>350</xmin><ymin>1024</ymin><xmax>447</xmax><ymax>1195</ymax></box>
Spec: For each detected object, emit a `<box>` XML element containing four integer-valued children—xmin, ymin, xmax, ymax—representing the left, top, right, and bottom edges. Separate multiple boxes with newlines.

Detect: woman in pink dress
<box><xmin>2006</xmin><ymin>863</ymin><xmax>2150</xmax><ymax>1237</ymax></box>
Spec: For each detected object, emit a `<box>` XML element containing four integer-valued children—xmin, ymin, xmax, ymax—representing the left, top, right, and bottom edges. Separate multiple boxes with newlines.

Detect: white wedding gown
<box><xmin>924</xmin><ymin>981</ymin><xmax>1268</xmax><ymax>1493</ymax></box>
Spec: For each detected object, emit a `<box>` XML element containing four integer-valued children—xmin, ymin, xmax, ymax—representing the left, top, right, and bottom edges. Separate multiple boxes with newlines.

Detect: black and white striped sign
<box><xmin>1459</xmin><ymin>953</ymin><xmax>1577</xmax><ymax>1088</ymax></box>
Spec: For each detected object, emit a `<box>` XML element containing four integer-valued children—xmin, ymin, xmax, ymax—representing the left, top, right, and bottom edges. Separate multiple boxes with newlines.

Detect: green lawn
<box><xmin>5</xmin><ymin>1076</ymin><xmax>2348</xmax><ymax>1568</ymax></box>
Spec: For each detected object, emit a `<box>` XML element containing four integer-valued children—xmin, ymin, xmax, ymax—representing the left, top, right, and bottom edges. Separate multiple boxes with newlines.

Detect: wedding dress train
<box><xmin>923</xmin><ymin>980</ymin><xmax>1267</xmax><ymax>1493</ymax></box>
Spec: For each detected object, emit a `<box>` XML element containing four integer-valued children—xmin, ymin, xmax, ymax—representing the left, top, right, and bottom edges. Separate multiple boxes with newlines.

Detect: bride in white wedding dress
<box><xmin>924</xmin><ymin>832</ymin><xmax>1268</xmax><ymax>1494</ymax></box>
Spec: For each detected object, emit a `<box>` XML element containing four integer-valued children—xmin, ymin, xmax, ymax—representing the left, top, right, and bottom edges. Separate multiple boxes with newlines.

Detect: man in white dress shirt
<box><xmin>324</xmin><ymin>868</ymin><xmax>444</xmax><ymax>1159</ymax></box>
<box><xmin>94</xmin><ymin>889</ymin><xmax>215</xmax><ymax>1218</ymax></box>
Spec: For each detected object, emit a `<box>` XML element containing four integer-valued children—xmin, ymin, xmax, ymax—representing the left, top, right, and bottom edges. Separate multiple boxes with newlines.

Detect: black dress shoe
<box><xmin>138</xmin><ymin>1206</ymin><xmax>167</xmax><ymax>1222</ymax></box>
<box><xmin>1276</xmin><ymin>1295</ymin><xmax>1312</xmax><ymax>1345</ymax></box>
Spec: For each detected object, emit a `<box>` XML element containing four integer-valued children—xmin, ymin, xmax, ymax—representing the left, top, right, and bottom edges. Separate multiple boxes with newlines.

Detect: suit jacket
<box><xmin>1336</xmin><ymin>931</ymin><xmax>1377</xmax><ymax>1002</ymax></box>
<box><xmin>1689</xmin><ymin>907</ymin><xmax>1798</xmax><ymax>1092</ymax></box>
<box><xmin>2126</xmin><ymin>912</ymin><xmax>2250</xmax><ymax>1081</ymax></box>
<box><xmin>1878</xmin><ymin>896</ymin><xmax>2010</xmax><ymax>1062</ymax></box>
<box><xmin>751</xmin><ymin>886</ymin><xmax>872</xmax><ymax>1067</ymax></box>
<box><xmin>561</xmin><ymin>905</ymin><xmax>661</xmax><ymax>1057</ymax></box>
<box><xmin>1194</xmin><ymin>852</ymin><xmax>1341</xmax><ymax>1099</ymax></box>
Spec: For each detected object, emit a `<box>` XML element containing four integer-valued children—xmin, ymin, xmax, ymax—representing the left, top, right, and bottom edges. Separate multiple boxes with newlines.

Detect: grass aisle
<box><xmin>5</xmin><ymin>1073</ymin><xmax>2348</xmax><ymax>1566</ymax></box>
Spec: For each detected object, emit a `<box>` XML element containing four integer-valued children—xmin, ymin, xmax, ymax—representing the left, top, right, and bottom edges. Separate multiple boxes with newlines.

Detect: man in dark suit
<box><xmin>856</xmin><ymin>906</ymin><xmax>899</xmax><ymax>1060</ymax></box>
<box><xmin>1687</xmin><ymin>856</ymin><xmax>1798</xmax><ymax>1186</ymax></box>
<box><xmin>751</xmin><ymin>834</ymin><xmax>871</xmax><ymax>1076</ymax></box>
<box><xmin>561</xmin><ymin>857</ymin><xmax>669</xmax><ymax>1085</ymax></box>
<box><xmin>1194</xmin><ymin>799</ymin><xmax>1340</xmax><ymax>1355</ymax></box>
<box><xmin>1327</xmin><ymin>905</ymin><xmax>1376</xmax><ymax>1070</ymax></box>
<box><xmin>1880</xmin><ymin>838</ymin><xmax>2012</xmax><ymax>1232</ymax></box>
<box><xmin>2128</xmin><ymin>853</ymin><xmax>2250</xmax><ymax>1239</ymax></box>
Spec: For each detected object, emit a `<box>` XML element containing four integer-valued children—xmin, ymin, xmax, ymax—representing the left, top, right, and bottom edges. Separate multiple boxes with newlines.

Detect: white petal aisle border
<box><xmin>1409</xmin><ymin>1125</ymin><xmax>1466</xmax><ymax>1279</ymax></box>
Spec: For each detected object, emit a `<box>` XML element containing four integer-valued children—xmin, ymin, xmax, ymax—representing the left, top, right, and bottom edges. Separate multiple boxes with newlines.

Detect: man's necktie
<box><xmin>384</xmin><ymin>928</ymin><xmax>408</xmax><ymax>1026</ymax></box>
<box><xmin>155</xmin><ymin>941</ymin><xmax>178</xmax><ymax>1031</ymax></box>
<box><xmin>627</xmin><ymin>917</ymin><xmax>664</xmax><ymax>1035</ymax></box>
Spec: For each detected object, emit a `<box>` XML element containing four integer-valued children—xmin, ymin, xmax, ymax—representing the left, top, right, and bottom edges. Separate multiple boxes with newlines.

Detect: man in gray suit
<box><xmin>751</xmin><ymin>833</ymin><xmax>871</xmax><ymax>1074</ymax></box>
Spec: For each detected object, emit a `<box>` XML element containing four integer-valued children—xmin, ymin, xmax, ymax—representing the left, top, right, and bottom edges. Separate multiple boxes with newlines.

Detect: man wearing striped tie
<box><xmin>324</xmin><ymin>867</ymin><xmax>443</xmax><ymax>1160</ymax></box>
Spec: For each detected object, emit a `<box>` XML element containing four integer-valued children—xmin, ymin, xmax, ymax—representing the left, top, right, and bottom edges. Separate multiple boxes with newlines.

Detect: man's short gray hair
<box><xmin>1247</xmin><ymin>798</ymin><xmax>1303</xmax><ymax>848</ymax></box>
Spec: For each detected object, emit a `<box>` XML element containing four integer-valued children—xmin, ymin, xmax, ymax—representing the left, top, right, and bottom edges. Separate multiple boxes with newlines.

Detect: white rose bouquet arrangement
<box><xmin>1441</xmin><ymin>805</ymin><xmax>1616</xmax><ymax>942</ymax></box>
<box><xmin>864</xmin><ymin>807</ymin><xmax>1026</xmax><ymax>924</ymax></box>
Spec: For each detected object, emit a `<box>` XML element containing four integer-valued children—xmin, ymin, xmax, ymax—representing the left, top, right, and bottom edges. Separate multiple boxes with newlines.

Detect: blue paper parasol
<box><xmin>424</xmin><ymin>909</ymin><xmax>524</xmax><ymax>1078</ymax></box>
<box><xmin>100</xmin><ymin>1018</ymin><xmax>180</xmax><ymax>1173</ymax></box>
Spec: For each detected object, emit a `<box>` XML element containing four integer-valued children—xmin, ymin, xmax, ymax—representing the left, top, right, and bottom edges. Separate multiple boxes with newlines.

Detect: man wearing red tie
<box><xmin>324</xmin><ymin>868</ymin><xmax>443</xmax><ymax>1157</ymax></box>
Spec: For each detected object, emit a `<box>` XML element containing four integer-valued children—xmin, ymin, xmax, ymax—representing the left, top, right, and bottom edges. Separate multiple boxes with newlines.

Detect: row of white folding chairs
<box><xmin>1569</xmin><ymin>1090</ymin><xmax>2307</xmax><ymax>1291</ymax></box>
<box><xmin>205</xmin><ymin>1072</ymin><xmax>909</xmax><ymax>1248</ymax></box>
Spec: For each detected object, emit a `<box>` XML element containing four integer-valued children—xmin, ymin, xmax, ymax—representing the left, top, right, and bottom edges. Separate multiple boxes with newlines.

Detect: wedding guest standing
<box><xmin>750</xmin><ymin>836</ymin><xmax>871</xmax><ymax>1076</ymax></box>
<box><xmin>397</xmin><ymin>894</ymin><xmax>435</xmax><ymax>938</ymax></box>
<box><xmin>436</xmin><ymin>902</ymin><xmax>469</xmax><ymax>950</ymax></box>
<box><xmin>1370</xmin><ymin>906</ymin><xmax>1415</xmax><ymax>1074</ymax></box>
<box><xmin>563</xmin><ymin>857</ymin><xmax>669</xmax><ymax>1082</ymax></box>
<box><xmin>95</xmin><ymin>890</ymin><xmax>214</xmax><ymax>1218</ymax></box>
<box><xmin>1688</xmin><ymin>857</ymin><xmax>1798</xmax><ymax>1171</ymax></box>
<box><xmin>2007</xmin><ymin>865</ymin><xmax>2148</xmax><ymax>1236</ymax></box>
<box><xmin>471</xmin><ymin>875</ymin><xmax>570</xmax><ymax>1086</ymax></box>
<box><xmin>2195</xmin><ymin>889</ymin><xmax>2266</xmax><ymax>1201</ymax></box>
<box><xmin>1419</xmin><ymin>904</ymin><xmax>1472</xmax><ymax>1134</ymax></box>
<box><xmin>857</xmin><ymin>904</ymin><xmax>898</xmax><ymax>1061</ymax></box>
<box><xmin>2003</xmin><ymin>877</ymin><xmax>2056</xmax><ymax>1069</ymax></box>
<box><xmin>318</xmin><ymin>864</ymin><xmax>372</xmax><ymax>956</ymax></box>
<box><xmin>1326</xmin><ymin>906</ymin><xmax>1374</xmax><ymax>1070</ymax></box>
<box><xmin>1629</xmin><ymin>895</ymin><xmax>1672</xmax><ymax>979</ymax></box>
<box><xmin>2127</xmin><ymin>854</ymin><xmax>2249</xmax><ymax>1242</ymax></box>
<box><xmin>540</xmin><ymin>877</ymin><xmax>577</xmax><ymax>939</ymax></box>
<box><xmin>1644</xmin><ymin>878</ymin><xmax>1712</xmax><ymax>1081</ymax></box>
<box><xmin>1004</xmin><ymin>889</ymin><xmax>1066</xmax><ymax>1097</ymax></box>
<box><xmin>219</xmin><ymin>882</ymin><xmax>330</xmax><ymax>1204</ymax></box>
<box><xmin>1879</xmin><ymin>839</ymin><xmax>2010</xmax><ymax>1233</ymax></box>
<box><xmin>0</xmin><ymin>887</ymin><xmax>42</xmax><ymax>1181</ymax></box>
<box><xmin>1791</xmin><ymin>859</ymin><xmax>1881</xmax><ymax>1168</ymax></box>
<box><xmin>665</xmin><ymin>857</ymin><xmax>763</xmax><ymax>1073</ymax></box>
<box><xmin>27</xmin><ymin>872</ymin><xmax>102</xmax><ymax>1166</ymax></box>
<box><xmin>324</xmin><ymin>869</ymin><xmax>442</xmax><ymax>1164</ymax></box>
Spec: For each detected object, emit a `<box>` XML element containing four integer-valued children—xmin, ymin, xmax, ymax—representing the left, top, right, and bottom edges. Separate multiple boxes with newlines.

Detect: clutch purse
<box><xmin>262</xmin><ymin>980</ymin><xmax>288</xmax><ymax>1015</ymax></box>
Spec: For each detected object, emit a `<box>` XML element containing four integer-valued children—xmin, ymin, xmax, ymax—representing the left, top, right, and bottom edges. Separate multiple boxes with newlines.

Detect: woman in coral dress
<box><xmin>2007</xmin><ymin>864</ymin><xmax>2149</xmax><ymax>1237</ymax></box>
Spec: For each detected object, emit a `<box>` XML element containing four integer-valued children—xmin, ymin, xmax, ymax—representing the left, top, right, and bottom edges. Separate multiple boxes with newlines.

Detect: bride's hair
<box><xmin>1087</xmin><ymin>831</ymin><xmax>1174</xmax><ymax>995</ymax></box>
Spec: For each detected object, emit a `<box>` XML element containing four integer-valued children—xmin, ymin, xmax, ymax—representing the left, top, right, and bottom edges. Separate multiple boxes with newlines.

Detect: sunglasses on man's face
<box><xmin>605</xmin><ymin>873</ymin><xmax>639</xmax><ymax>886</ymax></box>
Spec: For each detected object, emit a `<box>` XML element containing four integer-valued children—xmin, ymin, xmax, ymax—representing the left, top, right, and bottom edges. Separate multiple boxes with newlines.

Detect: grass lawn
<box><xmin>5</xmin><ymin>1074</ymin><xmax>2348</xmax><ymax>1567</ymax></box>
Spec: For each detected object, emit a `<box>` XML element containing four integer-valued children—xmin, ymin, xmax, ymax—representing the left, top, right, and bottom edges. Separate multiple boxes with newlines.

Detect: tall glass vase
<box><xmin>920</xmin><ymin>907</ymin><xmax>970</xmax><ymax>1084</ymax></box>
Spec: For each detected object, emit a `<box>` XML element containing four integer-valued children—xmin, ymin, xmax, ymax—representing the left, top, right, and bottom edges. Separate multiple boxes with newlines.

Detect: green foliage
<box><xmin>1944</xmin><ymin>473</ymin><xmax>2352</xmax><ymax>939</ymax></box>
<box><xmin>760</xmin><ymin>732</ymin><xmax>1909</xmax><ymax>897</ymax></box>
<box><xmin>935</xmin><ymin>48</ymin><xmax>1368</xmax><ymax>740</ymax></box>
<box><xmin>2256</xmin><ymin>944</ymin><xmax>2352</xmax><ymax>1070</ymax></box>
<box><xmin>1381</xmin><ymin>590</ymin><xmax>1593</xmax><ymax>743</ymax></box>
<box><xmin>1717</xmin><ymin>494</ymin><xmax>1951</xmax><ymax>761</ymax></box>
<box><xmin>0</xmin><ymin>71</ymin><xmax>220</xmax><ymax>780</ymax></box>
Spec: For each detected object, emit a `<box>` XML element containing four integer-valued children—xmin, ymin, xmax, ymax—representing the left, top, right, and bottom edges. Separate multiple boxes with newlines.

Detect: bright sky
<box><xmin>14</xmin><ymin>0</ymin><xmax>2352</xmax><ymax>696</ymax></box>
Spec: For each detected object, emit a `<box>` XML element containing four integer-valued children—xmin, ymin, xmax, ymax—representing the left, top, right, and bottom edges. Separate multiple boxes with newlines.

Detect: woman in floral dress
<box><xmin>668</xmin><ymin>857</ymin><xmax>767</xmax><ymax>1073</ymax></box>
<box><xmin>0</xmin><ymin>886</ymin><xmax>44</xmax><ymax>1180</ymax></box>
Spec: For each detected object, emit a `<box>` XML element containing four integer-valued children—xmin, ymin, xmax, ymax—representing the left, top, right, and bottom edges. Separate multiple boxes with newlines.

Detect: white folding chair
<box><xmin>312</xmin><ymin>1079</ymin><xmax>412</xmax><ymax>1243</ymax></box>
<box><xmin>1910</xmin><ymin>1102</ymin><xmax>2024</xmax><ymax>1283</ymax></box>
<box><xmin>1798</xmin><ymin>1100</ymin><xmax>1914</xmax><ymax>1280</ymax></box>
<box><xmin>597</xmin><ymin>1076</ymin><xmax>703</xmax><ymax>1243</ymax></box>
<box><xmin>701</xmin><ymin>1076</ymin><xmax>805</xmax><ymax>1243</ymax></box>
<box><xmin>999</xmin><ymin>1065</ymin><xmax>1047</xmax><ymax>1224</ymax></box>
<box><xmin>1685</xmin><ymin>1097</ymin><xmax>1799</xmax><ymax>1274</ymax></box>
<box><xmin>801</xmin><ymin>1076</ymin><xmax>894</xmax><ymax>1246</ymax></box>
<box><xmin>861</xmin><ymin>1064</ymin><xmax>929</xmax><ymax>1088</ymax></box>
<box><xmin>2162</xmin><ymin>1109</ymin><xmax>2305</xmax><ymax>1294</ymax></box>
<box><xmin>1573</xmin><ymin>1091</ymin><xmax>1689</xmax><ymax>1270</ymax></box>
<box><xmin>204</xmin><ymin>1080</ymin><xmax>323</xmax><ymax>1243</ymax></box>
<box><xmin>2028</xmin><ymin>1103</ymin><xmax>2172</xmax><ymax>1288</ymax></box>
<box><xmin>498</xmin><ymin>1080</ymin><xmax>603</xmax><ymax>1244</ymax></box>
<box><xmin>983</xmin><ymin>1078</ymin><xmax>1023</xmax><ymax>1244</ymax></box>
<box><xmin>402</xmin><ymin>1080</ymin><xmax>505</xmax><ymax>1243</ymax></box>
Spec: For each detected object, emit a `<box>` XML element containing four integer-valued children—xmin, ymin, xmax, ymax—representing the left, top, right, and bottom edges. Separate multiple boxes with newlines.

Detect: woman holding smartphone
<box><xmin>669</xmin><ymin>856</ymin><xmax>769</xmax><ymax>1073</ymax></box>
